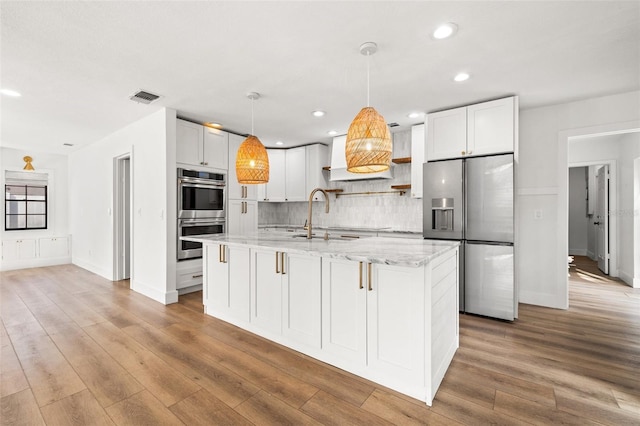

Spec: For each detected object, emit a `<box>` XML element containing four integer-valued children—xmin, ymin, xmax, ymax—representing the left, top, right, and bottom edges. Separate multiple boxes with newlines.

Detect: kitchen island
<box><xmin>184</xmin><ymin>232</ymin><xmax>459</xmax><ymax>406</ymax></box>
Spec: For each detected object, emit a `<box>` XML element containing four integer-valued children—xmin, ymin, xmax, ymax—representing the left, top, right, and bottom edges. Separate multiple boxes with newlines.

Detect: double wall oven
<box><xmin>177</xmin><ymin>168</ymin><xmax>226</xmax><ymax>260</ymax></box>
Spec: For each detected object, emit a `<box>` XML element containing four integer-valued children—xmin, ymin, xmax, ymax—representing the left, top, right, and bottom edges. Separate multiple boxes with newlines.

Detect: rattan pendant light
<box><xmin>236</xmin><ymin>92</ymin><xmax>269</xmax><ymax>184</ymax></box>
<box><xmin>345</xmin><ymin>42</ymin><xmax>392</xmax><ymax>173</ymax></box>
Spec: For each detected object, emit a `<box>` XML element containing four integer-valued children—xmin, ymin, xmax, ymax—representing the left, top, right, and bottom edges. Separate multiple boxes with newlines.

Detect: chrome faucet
<box><xmin>307</xmin><ymin>188</ymin><xmax>330</xmax><ymax>239</ymax></box>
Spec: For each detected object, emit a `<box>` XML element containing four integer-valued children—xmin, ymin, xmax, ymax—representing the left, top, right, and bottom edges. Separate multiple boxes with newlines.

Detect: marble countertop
<box><xmin>183</xmin><ymin>232</ymin><xmax>458</xmax><ymax>267</ymax></box>
<box><xmin>259</xmin><ymin>224</ymin><xmax>422</xmax><ymax>237</ymax></box>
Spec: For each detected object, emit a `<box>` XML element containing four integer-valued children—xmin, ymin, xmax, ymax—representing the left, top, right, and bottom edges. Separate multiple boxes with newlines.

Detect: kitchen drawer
<box><xmin>177</xmin><ymin>264</ymin><xmax>204</xmax><ymax>289</ymax></box>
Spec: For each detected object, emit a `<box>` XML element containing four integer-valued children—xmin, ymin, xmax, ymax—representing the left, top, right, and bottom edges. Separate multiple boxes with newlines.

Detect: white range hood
<box><xmin>329</xmin><ymin>135</ymin><xmax>394</xmax><ymax>181</ymax></box>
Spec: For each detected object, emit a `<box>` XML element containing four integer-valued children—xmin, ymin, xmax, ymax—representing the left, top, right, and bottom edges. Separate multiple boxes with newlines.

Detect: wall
<box><xmin>618</xmin><ymin>133</ymin><xmax>640</xmax><ymax>286</ymax></box>
<box><xmin>258</xmin><ymin>129</ymin><xmax>422</xmax><ymax>232</ymax></box>
<box><xmin>568</xmin><ymin>167</ymin><xmax>588</xmax><ymax>255</ymax></box>
<box><xmin>0</xmin><ymin>147</ymin><xmax>70</xmax><ymax>269</ymax></box>
<box><xmin>68</xmin><ymin>108</ymin><xmax>177</xmax><ymax>304</ymax></box>
<box><xmin>519</xmin><ymin>90</ymin><xmax>640</xmax><ymax>308</ymax></box>
<box><xmin>635</xmin><ymin>157</ymin><xmax>640</xmax><ymax>287</ymax></box>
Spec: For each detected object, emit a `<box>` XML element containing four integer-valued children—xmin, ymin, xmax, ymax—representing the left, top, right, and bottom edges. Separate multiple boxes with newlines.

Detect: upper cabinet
<box><xmin>410</xmin><ymin>124</ymin><xmax>425</xmax><ymax>198</ymax></box>
<box><xmin>426</xmin><ymin>97</ymin><xmax>517</xmax><ymax>162</ymax></box>
<box><xmin>176</xmin><ymin>119</ymin><xmax>229</xmax><ymax>170</ymax></box>
<box><xmin>259</xmin><ymin>144</ymin><xmax>327</xmax><ymax>202</ymax></box>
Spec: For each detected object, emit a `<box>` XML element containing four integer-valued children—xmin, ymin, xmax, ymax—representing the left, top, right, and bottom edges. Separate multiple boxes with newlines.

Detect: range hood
<box><xmin>329</xmin><ymin>136</ymin><xmax>394</xmax><ymax>181</ymax></box>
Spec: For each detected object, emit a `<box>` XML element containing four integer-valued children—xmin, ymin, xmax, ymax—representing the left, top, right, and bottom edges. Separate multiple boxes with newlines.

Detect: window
<box><xmin>4</xmin><ymin>171</ymin><xmax>49</xmax><ymax>231</ymax></box>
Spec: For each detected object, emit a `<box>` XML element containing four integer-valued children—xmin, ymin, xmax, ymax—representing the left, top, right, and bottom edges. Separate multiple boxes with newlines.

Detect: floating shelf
<box><xmin>324</xmin><ymin>189</ymin><xmax>344</xmax><ymax>193</ymax></box>
<box><xmin>392</xmin><ymin>157</ymin><xmax>411</xmax><ymax>164</ymax></box>
<box><xmin>390</xmin><ymin>184</ymin><xmax>411</xmax><ymax>190</ymax></box>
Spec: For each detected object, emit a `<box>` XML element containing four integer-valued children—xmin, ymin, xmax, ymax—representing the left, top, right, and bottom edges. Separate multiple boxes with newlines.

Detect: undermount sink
<box><xmin>290</xmin><ymin>233</ymin><xmax>360</xmax><ymax>241</ymax></box>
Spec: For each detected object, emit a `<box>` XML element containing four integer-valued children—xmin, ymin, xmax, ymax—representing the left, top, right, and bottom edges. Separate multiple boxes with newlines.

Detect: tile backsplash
<box><xmin>258</xmin><ymin>129</ymin><xmax>423</xmax><ymax>232</ymax></box>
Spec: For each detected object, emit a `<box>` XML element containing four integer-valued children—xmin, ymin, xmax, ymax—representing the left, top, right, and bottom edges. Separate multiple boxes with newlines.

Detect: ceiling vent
<box><xmin>129</xmin><ymin>90</ymin><xmax>161</xmax><ymax>104</ymax></box>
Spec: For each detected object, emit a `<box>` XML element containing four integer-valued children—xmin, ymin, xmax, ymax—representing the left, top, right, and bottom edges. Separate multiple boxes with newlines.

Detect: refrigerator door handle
<box><xmin>466</xmin><ymin>240</ymin><xmax>514</xmax><ymax>247</ymax></box>
<box><xmin>463</xmin><ymin>159</ymin><xmax>468</xmax><ymax>240</ymax></box>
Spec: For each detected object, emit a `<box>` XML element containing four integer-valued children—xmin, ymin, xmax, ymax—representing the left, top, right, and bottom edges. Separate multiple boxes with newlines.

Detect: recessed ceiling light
<box><xmin>0</xmin><ymin>89</ymin><xmax>21</xmax><ymax>97</ymax></box>
<box><xmin>432</xmin><ymin>23</ymin><xmax>458</xmax><ymax>40</ymax></box>
<box><xmin>407</xmin><ymin>112</ymin><xmax>424</xmax><ymax>119</ymax></box>
<box><xmin>205</xmin><ymin>122</ymin><xmax>222</xmax><ymax>128</ymax></box>
<box><xmin>275</xmin><ymin>141</ymin><xmax>284</xmax><ymax>146</ymax></box>
<box><xmin>328</xmin><ymin>130</ymin><xmax>338</xmax><ymax>136</ymax></box>
<box><xmin>312</xmin><ymin>110</ymin><xmax>326</xmax><ymax>117</ymax></box>
<box><xmin>454</xmin><ymin>72</ymin><xmax>470</xmax><ymax>82</ymax></box>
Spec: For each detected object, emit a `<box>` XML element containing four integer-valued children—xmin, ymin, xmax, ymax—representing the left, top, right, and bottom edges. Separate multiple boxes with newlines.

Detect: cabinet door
<box><xmin>176</xmin><ymin>119</ymin><xmax>204</xmax><ymax>165</ymax></box>
<box><xmin>285</xmin><ymin>147</ymin><xmax>306</xmax><ymax>201</ymax></box>
<box><xmin>251</xmin><ymin>249</ymin><xmax>283</xmax><ymax>334</ymax></box>
<box><xmin>467</xmin><ymin>97</ymin><xmax>514</xmax><ymax>156</ymax></box>
<box><xmin>227</xmin><ymin>245</ymin><xmax>251</xmax><ymax>322</ymax></box>
<box><xmin>264</xmin><ymin>150</ymin><xmax>286</xmax><ymax>201</ymax></box>
<box><xmin>242</xmin><ymin>201</ymin><xmax>258</xmax><ymax>235</ymax></box>
<box><xmin>39</xmin><ymin>237</ymin><xmax>69</xmax><ymax>258</ymax></box>
<box><xmin>368</xmin><ymin>263</ymin><xmax>425</xmax><ymax>386</ymax></box>
<box><xmin>203</xmin><ymin>127</ymin><xmax>229</xmax><ymax>170</ymax></box>
<box><xmin>205</xmin><ymin>244</ymin><xmax>228</xmax><ymax>309</ymax></box>
<box><xmin>226</xmin><ymin>200</ymin><xmax>243</xmax><ymax>235</ymax></box>
<box><xmin>410</xmin><ymin>124</ymin><xmax>425</xmax><ymax>198</ymax></box>
<box><xmin>306</xmin><ymin>144</ymin><xmax>328</xmax><ymax>199</ymax></box>
<box><xmin>426</xmin><ymin>107</ymin><xmax>467</xmax><ymax>161</ymax></box>
<box><xmin>321</xmin><ymin>258</ymin><xmax>367</xmax><ymax>366</ymax></box>
<box><xmin>282</xmin><ymin>253</ymin><xmax>321</xmax><ymax>348</ymax></box>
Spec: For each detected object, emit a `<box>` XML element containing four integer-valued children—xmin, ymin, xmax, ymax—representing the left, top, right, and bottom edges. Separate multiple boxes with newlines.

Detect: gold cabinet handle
<box><xmin>192</xmin><ymin>274</ymin><xmax>203</xmax><ymax>278</ymax></box>
<box><xmin>461</xmin><ymin>150</ymin><xmax>466</xmax><ymax>155</ymax></box>
<box><xmin>368</xmin><ymin>263</ymin><xmax>372</xmax><ymax>291</ymax></box>
<box><xmin>281</xmin><ymin>252</ymin><xmax>286</xmax><ymax>275</ymax></box>
<box><xmin>219</xmin><ymin>244</ymin><xmax>223</xmax><ymax>263</ymax></box>
<box><xmin>359</xmin><ymin>262</ymin><xmax>363</xmax><ymax>289</ymax></box>
<box><xmin>275</xmin><ymin>251</ymin><xmax>280</xmax><ymax>274</ymax></box>
<box><xmin>223</xmin><ymin>245</ymin><xmax>227</xmax><ymax>263</ymax></box>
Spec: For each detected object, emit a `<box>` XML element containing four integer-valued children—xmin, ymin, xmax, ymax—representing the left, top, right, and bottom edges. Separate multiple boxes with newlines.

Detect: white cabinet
<box><xmin>426</xmin><ymin>97</ymin><xmax>516</xmax><ymax>162</ymax></box>
<box><xmin>227</xmin><ymin>199</ymin><xmax>257</xmax><ymax>236</ymax></box>
<box><xmin>228</xmin><ymin>133</ymin><xmax>258</xmax><ymax>201</ymax></box>
<box><xmin>1</xmin><ymin>239</ymin><xmax>37</xmax><ymax>261</ymax></box>
<box><xmin>251</xmin><ymin>248</ymin><xmax>321</xmax><ymax>348</ymax></box>
<box><xmin>39</xmin><ymin>237</ymin><xmax>69</xmax><ymax>258</ymax></box>
<box><xmin>176</xmin><ymin>119</ymin><xmax>229</xmax><ymax>170</ymax></box>
<box><xmin>259</xmin><ymin>147</ymin><xmax>308</xmax><ymax>202</ymax></box>
<box><xmin>306</xmin><ymin>144</ymin><xmax>329</xmax><ymax>200</ymax></box>
<box><xmin>176</xmin><ymin>259</ymin><xmax>203</xmax><ymax>291</ymax></box>
<box><xmin>204</xmin><ymin>243</ymin><xmax>250</xmax><ymax>324</ymax></box>
<box><xmin>410</xmin><ymin>124</ymin><xmax>425</xmax><ymax>198</ymax></box>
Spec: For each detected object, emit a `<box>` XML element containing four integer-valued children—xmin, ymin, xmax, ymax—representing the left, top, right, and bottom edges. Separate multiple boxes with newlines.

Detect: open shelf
<box><xmin>391</xmin><ymin>157</ymin><xmax>411</xmax><ymax>164</ymax></box>
<box><xmin>390</xmin><ymin>184</ymin><xmax>411</xmax><ymax>190</ymax></box>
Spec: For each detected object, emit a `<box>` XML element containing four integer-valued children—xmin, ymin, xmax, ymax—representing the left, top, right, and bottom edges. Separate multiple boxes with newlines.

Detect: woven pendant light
<box><xmin>346</xmin><ymin>42</ymin><xmax>392</xmax><ymax>173</ymax></box>
<box><xmin>236</xmin><ymin>92</ymin><xmax>269</xmax><ymax>184</ymax></box>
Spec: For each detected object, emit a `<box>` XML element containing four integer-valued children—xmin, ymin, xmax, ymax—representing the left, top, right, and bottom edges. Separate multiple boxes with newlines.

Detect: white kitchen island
<box><xmin>184</xmin><ymin>232</ymin><xmax>459</xmax><ymax>406</ymax></box>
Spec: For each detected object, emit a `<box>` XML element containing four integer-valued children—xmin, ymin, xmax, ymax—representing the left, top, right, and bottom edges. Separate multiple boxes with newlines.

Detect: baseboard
<box><xmin>519</xmin><ymin>290</ymin><xmax>567</xmax><ymax>309</ymax></box>
<box><xmin>586</xmin><ymin>250</ymin><xmax>596</xmax><ymax>260</ymax></box>
<box><xmin>131</xmin><ymin>279</ymin><xmax>178</xmax><ymax>305</ymax></box>
<box><xmin>0</xmin><ymin>257</ymin><xmax>71</xmax><ymax>271</ymax></box>
<box><xmin>72</xmin><ymin>257</ymin><xmax>112</xmax><ymax>281</ymax></box>
<box><xmin>634</xmin><ymin>277</ymin><xmax>640</xmax><ymax>288</ymax></box>
<box><xmin>568</xmin><ymin>249</ymin><xmax>587</xmax><ymax>256</ymax></box>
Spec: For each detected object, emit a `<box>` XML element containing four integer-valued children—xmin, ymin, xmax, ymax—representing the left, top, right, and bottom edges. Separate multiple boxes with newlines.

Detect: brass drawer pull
<box><xmin>281</xmin><ymin>252</ymin><xmax>286</xmax><ymax>275</ymax></box>
<box><xmin>359</xmin><ymin>262</ymin><xmax>363</xmax><ymax>289</ymax></box>
<box><xmin>368</xmin><ymin>263</ymin><xmax>372</xmax><ymax>291</ymax></box>
<box><xmin>275</xmin><ymin>251</ymin><xmax>280</xmax><ymax>274</ymax></box>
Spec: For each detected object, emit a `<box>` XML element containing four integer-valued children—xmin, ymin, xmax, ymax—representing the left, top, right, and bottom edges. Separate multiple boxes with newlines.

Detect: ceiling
<box><xmin>2</xmin><ymin>1</ymin><xmax>639</xmax><ymax>154</ymax></box>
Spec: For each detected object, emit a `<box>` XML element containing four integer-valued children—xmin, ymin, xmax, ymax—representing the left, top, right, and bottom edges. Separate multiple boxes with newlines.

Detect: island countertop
<box><xmin>183</xmin><ymin>232</ymin><xmax>459</xmax><ymax>268</ymax></box>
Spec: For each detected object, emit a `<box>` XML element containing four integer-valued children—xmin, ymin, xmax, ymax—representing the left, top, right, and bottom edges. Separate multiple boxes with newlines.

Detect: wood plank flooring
<box><xmin>1</xmin><ymin>262</ymin><xmax>639</xmax><ymax>425</ymax></box>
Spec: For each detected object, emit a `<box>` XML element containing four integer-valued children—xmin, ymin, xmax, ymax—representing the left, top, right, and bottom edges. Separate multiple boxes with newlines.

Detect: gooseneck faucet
<box><xmin>307</xmin><ymin>188</ymin><xmax>330</xmax><ymax>239</ymax></box>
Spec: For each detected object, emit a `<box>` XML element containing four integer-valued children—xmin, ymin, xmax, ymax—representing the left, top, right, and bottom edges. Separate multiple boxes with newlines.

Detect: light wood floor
<box><xmin>1</xmin><ymin>263</ymin><xmax>639</xmax><ymax>425</ymax></box>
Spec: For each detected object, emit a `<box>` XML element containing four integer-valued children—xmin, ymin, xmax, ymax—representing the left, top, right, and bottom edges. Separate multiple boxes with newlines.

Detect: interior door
<box><xmin>596</xmin><ymin>165</ymin><xmax>609</xmax><ymax>274</ymax></box>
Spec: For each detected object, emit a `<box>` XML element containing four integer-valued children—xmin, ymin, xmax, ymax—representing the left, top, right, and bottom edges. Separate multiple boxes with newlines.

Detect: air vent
<box><xmin>388</xmin><ymin>122</ymin><xmax>399</xmax><ymax>128</ymax></box>
<box><xmin>129</xmin><ymin>90</ymin><xmax>161</xmax><ymax>104</ymax></box>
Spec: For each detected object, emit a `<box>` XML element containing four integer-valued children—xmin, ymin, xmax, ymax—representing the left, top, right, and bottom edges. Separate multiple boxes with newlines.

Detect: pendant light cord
<box><xmin>251</xmin><ymin>98</ymin><xmax>255</xmax><ymax>136</ymax></box>
<box><xmin>366</xmin><ymin>51</ymin><xmax>370</xmax><ymax>107</ymax></box>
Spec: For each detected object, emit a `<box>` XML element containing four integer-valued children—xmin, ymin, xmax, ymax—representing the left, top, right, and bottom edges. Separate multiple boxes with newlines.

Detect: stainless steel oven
<box><xmin>178</xmin><ymin>218</ymin><xmax>225</xmax><ymax>260</ymax></box>
<box><xmin>178</xmin><ymin>168</ymin><xmax>225</xmax><ymax>219</ymax></box>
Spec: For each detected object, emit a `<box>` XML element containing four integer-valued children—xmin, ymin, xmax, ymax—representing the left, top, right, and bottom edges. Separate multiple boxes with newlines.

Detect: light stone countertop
<box><xmin>183</xmin><ymin>232</ymin><xmax>458</xmax><ymax>268</ymax></box>
<box><xmin>259</xmin><ymin>224</ymin><xmax>423</xmax><ymax>238</ymax></box>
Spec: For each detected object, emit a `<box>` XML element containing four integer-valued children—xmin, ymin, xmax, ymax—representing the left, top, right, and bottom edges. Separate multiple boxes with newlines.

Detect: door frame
<box><xmin>568</xmin><ymin>160</ymin><xmax>616</xmax><ymax>275</ymax></box>
<box><xmin>559</xmin><ymin>120</ymin><xmax>640</xmax><ymax>307</ymax></box>
<box><xmin>113</xmin><ymin>153</ymin><xmax>133</xmax><ymax>282</ymax></box>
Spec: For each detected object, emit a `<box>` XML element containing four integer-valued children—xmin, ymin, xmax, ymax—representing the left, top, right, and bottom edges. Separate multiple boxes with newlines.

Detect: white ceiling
<box><xmin>1</xmin><ymin>1</ymin><xmax>639</xmax><ymax>154</ymax></box>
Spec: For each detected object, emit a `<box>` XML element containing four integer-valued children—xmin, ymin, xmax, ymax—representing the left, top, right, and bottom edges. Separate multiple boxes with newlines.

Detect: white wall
<box><xmin>518</xmin><ymin>90</ymin><xmax>640</xmax><ymax>309</ymax></box>
<box><xmin>568</xmin><ymin>167</ymin><xmax>588</xmax><ymax>255</ymax></box>
<box><xmin>618</xmin><ymin>133</ymin><xmax>640</xmax><ymax>286</ymax></box>
<box><xmin>635</xmin><ymin>157</ymin><xmax>640</xmax><ymax>287</ymax></box>
<box><xmin>0</xmin><ymin>147</ymin><xmax>70</xmax><ymax>269</ymax></box>
<box><xmin>68</xmin><ymin>108</ymin><xmax>177</xmax><ymax>304</ymax></box>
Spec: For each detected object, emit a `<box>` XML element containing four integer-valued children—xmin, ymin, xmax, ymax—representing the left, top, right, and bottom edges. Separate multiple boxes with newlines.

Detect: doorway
<box><xmin>114</xmin><ymin>154</ymin><xmax>132</xmax><ymax>282</ymax></box>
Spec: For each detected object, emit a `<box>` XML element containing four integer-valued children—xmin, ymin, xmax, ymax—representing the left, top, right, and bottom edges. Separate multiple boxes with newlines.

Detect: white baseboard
<box><xmin>131</xmin><ymin>279</ymin><xmax>178</xmax><ymax>305</ymax></box>
<box><xmin>618</xmin><ymin>270</ymin><xmax>634</xmax><ymax>287</ymax></box>
<box><xmin>72</xmin><ymin>257</ymin><xmax>112</xmax><ymax>281</ymax></box>
<box><xmin>586</xmin><ymin>250</ymin><xmax>596</xmax><ymax>260</ymax></box>
<box><xmin>0</xmin><ymin>256</ymin><xmax>71</xmax><ymax>272</ymax></box>
<box><xmin>568</xmin><ymin>249</ymin><xmax>587</xmax><ymax>256</ymax></box>
<box><xmin>634</xmin><ymin>277</ymin><xmax>640</xmax><ymax>288</ymax></box>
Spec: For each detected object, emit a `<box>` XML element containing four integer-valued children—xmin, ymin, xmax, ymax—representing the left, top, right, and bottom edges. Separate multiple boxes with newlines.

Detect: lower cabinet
<box><xmin>322</xmin><ymin>258</ymin><xmax>426</xmax><ymax>388</ymax></box>
<box><xmin>1</xmin><ymin>239</ymin><xmax>37</xmax><ymax>261</ymax></box>
<box><xmin>204</xmin><ymin>243</ymin><xmax>251</xmax><ymax>324</ymax></box>
<box><xmin>251</xmin><ymin>248</ymin><xmax>322</xmax><ymax>348</ymax></box>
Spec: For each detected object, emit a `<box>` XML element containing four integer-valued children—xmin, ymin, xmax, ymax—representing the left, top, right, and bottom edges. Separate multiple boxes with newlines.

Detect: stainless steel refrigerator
<box><xmin>423</xmin><ymin>154</ymin><xmax>516</xmax><ymax>321</ymax></box>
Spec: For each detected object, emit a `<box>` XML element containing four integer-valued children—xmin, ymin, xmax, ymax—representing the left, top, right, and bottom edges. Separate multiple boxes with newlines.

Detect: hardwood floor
<box><xmin>1</xmin><ymin>264</ymin><xmax>639</xmax><ymax>425</ymax></box>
